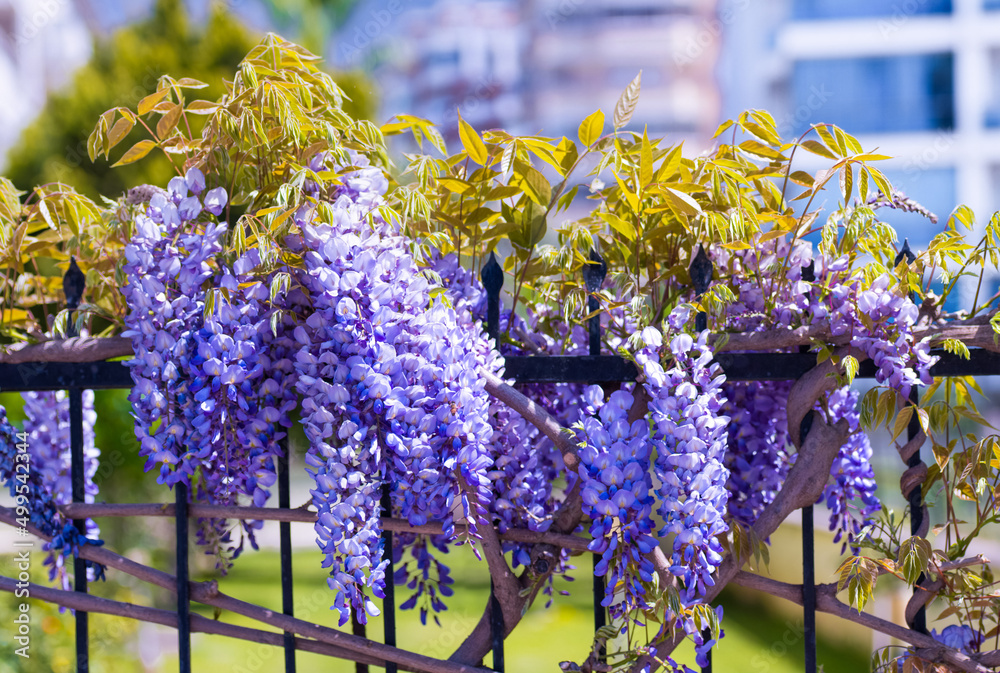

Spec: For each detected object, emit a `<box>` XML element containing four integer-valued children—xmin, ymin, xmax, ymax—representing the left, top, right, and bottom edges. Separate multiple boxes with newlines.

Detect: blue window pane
<box><xmin>793</xmin><ymin>0</ymin><xmax>951</xmax><ymax>19</ymax></box>
<box><xmin>791</xmin><ymin>54</ymin><xmax>954</xmax><ymax>134</ymax></box>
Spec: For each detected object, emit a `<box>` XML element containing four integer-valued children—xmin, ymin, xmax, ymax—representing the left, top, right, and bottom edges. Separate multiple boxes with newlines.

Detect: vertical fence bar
<box><xmin>381</xmin><ymin>483</ymin><xmax>397</xmax><ymax>673</ymax></box>
<box><xmin>69</xmin><ymin>386</ymin><xmax>88</xmax><ymax>673</ymax></box>
<box><xmin>481</xmin><ymin>252</ymin><xmax>505</xmax><ymax>671</ymax></box>
<box><xmin>278</xmin><ymin>441</ymin><xmax>297</xmax><ymax>672</ymax></box>
<box><xmin>64</xmin><ymin>257</ymin><xmax>89</xmax><ymax>673</ymax></box>
<box><xmin>895</xmin><ymin>241</ymin><xmax>928</xmax><ymax>635</ymax></box>
<box><xmin>175</xmin><ymin>481</ymin><xmax>191</xmax><ymax>672</ymax></box>
<box><xmin>689</xmin><ymin>246</ymin><xmax>713</xmax><ymax>671</ymax></box>
<box><xmin>582</xmin><ymin>250</ymin><xmax>608</xmax><ymax>661</ymax></box>
<box><xmin>802</xmin><ymin>505</ymin><xmax>817</xmax><ymax>673</ymax></box>
<box><xmin>799</xmin><ymin>262</ymin><xmax>817</xmax><ymax>673</ymax></box>
<box><xmin>906</xmin><ymin>386</ymin><xmax>927</xmax><ymax>634</ymax></box>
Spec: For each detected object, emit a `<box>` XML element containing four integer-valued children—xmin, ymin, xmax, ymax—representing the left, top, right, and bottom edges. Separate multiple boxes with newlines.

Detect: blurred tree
<box><xmin>258</xmin><ymin>0</ymin><xmax>360</xmax><ymax>55</ymax></box>
<box><xmin>3</xmin><ymin>0</ymin><xmax>374</xmax><ymax>198</ymax></box>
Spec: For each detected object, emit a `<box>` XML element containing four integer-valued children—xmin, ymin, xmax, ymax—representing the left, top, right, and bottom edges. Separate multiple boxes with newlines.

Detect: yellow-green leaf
<box><xmin>437</xmin><ymin>177</ymin><xmax>474</xmax><ymax>195</ymax></box>
<box><xmin>138</xmin><ymin>89</ymin><xmax>170</xmax><ymax>116</ymax></box>
<box><xmin>107</xmin><ymin>117</ymin><xmax>135</xmax><ymax>151</ymax></box>
<box><xmin>799</xmin><ymin>139</ymin><xmax>836</xmax><ymax>159</ymax></box>
<box><xmin>112</xmin><ymin>139</ymin><xmax>157</xmax><ymax>167</ymax></box>
<box><xmin>186</xmin><ymin>100</ymin><xmax>220</xmax><ymax>115</ymax></box>
<box><xmin>175</xmin><ymin>77</ymin><xmax>209</xmax><ymax>89</ymax></box>
<box><xmin>511</xmin><ymin>159</ymin><xmax>551</xmax><ymax>206</ymax></box>
<box><xmin>579</xmin><ymin>109</ymin><xmax>604</xmax><ymax>146</ymax></box>
<box><xmin>640</xmin><ymin>128</ymin><xmax>653</xmax><ymax>188</ymax></box>
<box><xmin>663</xmin><ymin>187</ymin><xmax>701</xmax><ymax>217</ymax></box>
<box><xmin>842</xmin><ymin>354</ymin><xmax>859</xmax><ymax>383</ymax></box>
<box><xmin>156</xmin><ymin>103</ymin><xmax>183</xmax><ymax>139</ymax></box>
<box><xmin>458</xmin><ymin>112</ymin><xmax>488</xmax><ymax>165</ymax></box>
<box><xmin>598</xmin><ymin>211</ymin><xmax>637</xmax><ymax>241</ymax></box>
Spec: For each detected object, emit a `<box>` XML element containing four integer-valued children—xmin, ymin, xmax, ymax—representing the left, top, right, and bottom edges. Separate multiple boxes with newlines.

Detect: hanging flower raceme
<box><xmin>121</xmin><ymin>168</ymin><xmax>227</xmax><ymax>486</ymax></box>
<box><xmin>122</xmin><ymin>168</ymin><xmax>291</xmax><ymax>567</ymax></box>
<box><xmin>636</xmin><ymin>321</ymin><xmax>730</xmax><ymax>606</ymax></box>
<box><xmin>818</xmin><ymin>387</ymin><xmax>880</xmax><ymax>552</ymax></box>
<box><xmin>577</xmin><ymin>386</ymin><xmax>658</xmax><ymax>621</ymax></box>
<box><xmin>21</xmin><ymin>389</ymin><xmax>103</xmax><ymax>587</ymax></box>
<box><xmin>291</xmin><ymin>153</ymin><xmax>498</xmax><ymax>625</ymax></box>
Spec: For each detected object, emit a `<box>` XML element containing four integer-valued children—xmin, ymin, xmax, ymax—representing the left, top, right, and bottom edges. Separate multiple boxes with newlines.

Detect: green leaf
<box><xmin>943</xmin><ymin>338</ymin><xmax>971</xmax><ymax>360</ymax></box>
<box><xmin>458</xmin><ymin>112</ymin><xmax>488</xmax><ymax>165</ymax></box>
<box><xmin>112</xmin><ymin>139</ymin><xmax>157</xmax><ymax>167</ymax></box>
<box><xmin>613</xmin><ymin>71</ymin><xmax>642</xmax><ymax>130</ymax></box>
<box><xmin>579</xmin><ymin>109</ymin><xmax>605</xmax><ymax>147</ymax></box>
<box><xmin>898</xmin><ymin>536</ymin><xmax>931</xmax><ymax>585</ymax></box>
<box><xmin>511</xmin><ymin>159</ymin><xmax>551</xmax><ymax>206</ymax></box>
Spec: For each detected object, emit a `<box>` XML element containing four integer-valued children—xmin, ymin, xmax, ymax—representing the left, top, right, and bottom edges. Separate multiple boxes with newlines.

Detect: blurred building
<box><xmin>720</xmin><ymin>0</ymin><xmax>1000</xmax><ymax>257</ymax></box>
<box><xmin>334</xmin><ymin>0</ymin><xmax>723</xmax><ymax>145</ymax></box>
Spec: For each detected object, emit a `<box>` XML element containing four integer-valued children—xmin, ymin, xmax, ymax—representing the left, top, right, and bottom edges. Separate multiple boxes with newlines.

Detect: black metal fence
<box><xmin>2</xmin><ymin>253</ymin><xmax>997</xmax><ymax>673</ymax></box>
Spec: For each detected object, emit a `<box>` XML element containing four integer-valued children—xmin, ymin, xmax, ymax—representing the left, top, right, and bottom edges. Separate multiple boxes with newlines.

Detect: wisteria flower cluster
<box><xmin>637</xmin><ymin>324</ymin><xmax>731</xmax><ymax>606</ymax></box>
<box><xmin>577</xmin><ymin>386</ymin><xmax>658</xmax><ymax>620</ymax></box>
<box><xmin>289</xmin><ymin>152</ymin><xmax>500</xmax><ymax>624</ymax></box>
<box><xmin>121</xmin><ymin>167</ymin><xmax>291</xmax><ymax>567</ymax></box>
